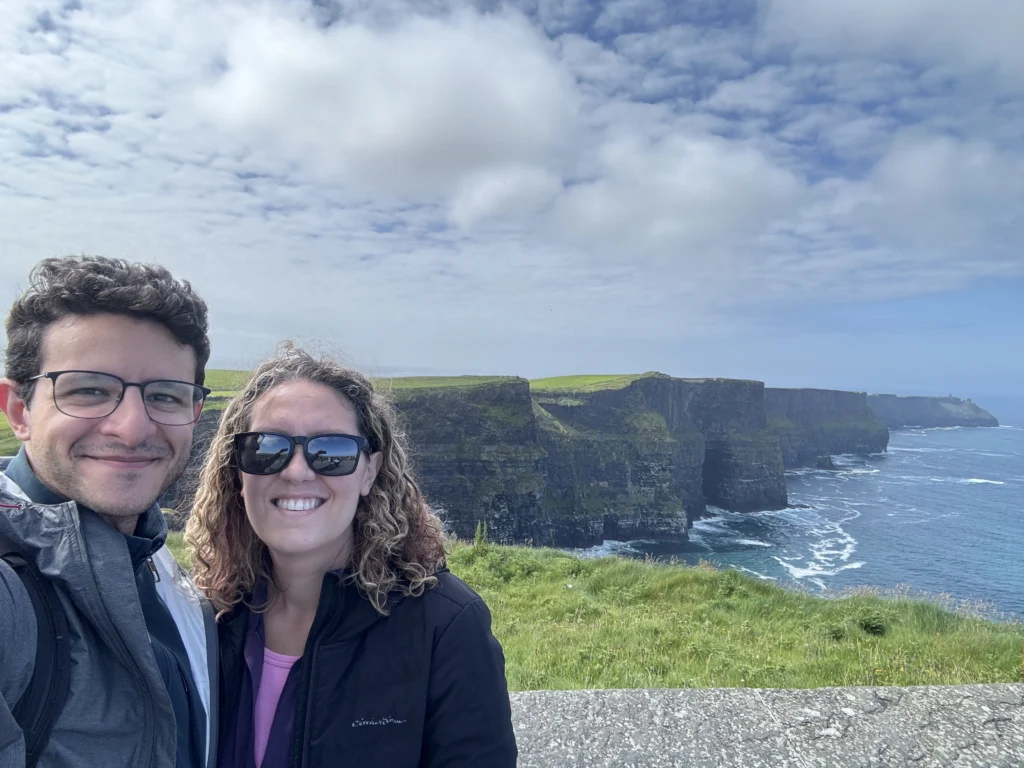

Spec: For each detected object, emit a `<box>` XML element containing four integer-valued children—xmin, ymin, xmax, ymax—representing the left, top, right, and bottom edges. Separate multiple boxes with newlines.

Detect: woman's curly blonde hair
<box><xmin>185</xmin><ymin>343</ymin><xmax>447</xmax><ymax>618</ymax></box>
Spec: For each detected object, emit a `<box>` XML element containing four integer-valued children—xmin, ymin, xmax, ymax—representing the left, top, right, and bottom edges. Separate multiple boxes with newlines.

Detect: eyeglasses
<box><xmin>234</xmin><ymin>432</ymin><xmax>374</xmax><ymax>477</ymax></box>
<box><xmin>30</xmin><ymin>370</ymin><xmax>211</xmax><ymax>426</ymax></box>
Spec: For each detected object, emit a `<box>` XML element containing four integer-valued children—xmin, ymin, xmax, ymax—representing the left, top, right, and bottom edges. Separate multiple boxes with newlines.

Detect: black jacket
<box><xmin>218</xmin><ymin>569</ymin><xmax>518</xmax><ymax>768</ymax></box>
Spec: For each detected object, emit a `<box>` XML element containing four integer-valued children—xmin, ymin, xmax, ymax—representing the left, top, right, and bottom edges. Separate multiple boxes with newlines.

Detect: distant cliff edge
<box><xmin>867</xmin><ymin>394</ymin><xmax>999</xmax><ymax>429</ymax></box>
<box><xmin>765</xmin><ymin>388</ymin><xmax>890</xmax><ymax>468</ymax></box>
<box><xmin>160</xmin><ymin>373</ymin><xmax>892</xmax><ymax>547</ymax></box>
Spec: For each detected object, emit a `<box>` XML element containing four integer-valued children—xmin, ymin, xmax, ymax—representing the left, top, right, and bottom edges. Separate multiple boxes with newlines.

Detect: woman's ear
<box><xmin>360</xmin><ymin>452</ymin><xmax>384</xmax><ymax>497</ymax></box>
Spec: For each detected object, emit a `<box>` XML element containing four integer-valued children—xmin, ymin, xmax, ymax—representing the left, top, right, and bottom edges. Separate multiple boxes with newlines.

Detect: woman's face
<box><xmin>240</xmin><ymin>379</ymin><xmax>382</xmax><ymax>567</ymax></box>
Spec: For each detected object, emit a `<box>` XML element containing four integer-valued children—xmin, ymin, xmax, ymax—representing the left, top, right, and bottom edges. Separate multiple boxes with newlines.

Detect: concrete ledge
<box><xmin>510</xmin><ymin>684</ymin><xmax>1024</xmax><ymax>767</ymax></box>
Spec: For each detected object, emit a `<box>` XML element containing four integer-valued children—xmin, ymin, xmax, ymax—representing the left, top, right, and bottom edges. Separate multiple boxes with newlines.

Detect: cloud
<box><xmin>760</xmin><ymin>0</ymin><xmax>1024</xmax><ymax>92</ymax></box>
<box><xmin>196</xmin><ymin>9</ymin><xmax>581</xmax><ymax>200</ymax></box>
<box><xmin>549</xmin><ymin>131</ymin><xmax>804</xmax><ymax>261</ymax></box>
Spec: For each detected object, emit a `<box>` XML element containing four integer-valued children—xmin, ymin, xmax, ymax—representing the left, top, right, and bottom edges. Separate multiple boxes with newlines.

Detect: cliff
<box><xmin>527</xmin><ymin>374</ymin><xmax>787</xmax><ymax>543</ymax></box>
<box><xmin>386</xmin><ymin>377</ymin><xmax>548</xmax><ymax>544</ymax></box>
<box><xmin>765</xmin><ymin>388</ymin><xmax>890</xmax><ymax>467</ymax></box>
<box><xmin>8</xmin><ymin>371</ymin><xmax>897</xmax><ymax>545</ymax></box>
<box><xmin>867</xmin><ymin>394</ymin><xmax>999</xmax><ymax>429</ymax></box>
<box><xmin>531</xmin><ymin>374</ymin><xmax>700</xmax><ymax>547</ymax></box>
<box><xmin>159</xmin><ymin>407</ymin><xmax>225</xmax><ymax>529</ymax></box>
<box><xmin>665</xmin><ymin>378</ymin><xmax>788</xmax><ymax>513</ymax></box>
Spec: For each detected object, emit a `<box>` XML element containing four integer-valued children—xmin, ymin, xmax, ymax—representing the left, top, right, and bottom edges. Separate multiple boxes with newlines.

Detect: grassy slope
<box><xmin>164</xmin><ymin>533</ymin><xmax>1024</xmax><ymax>691</ymax></box>
<box><xmin>378</xmin><ymin>375</ymin><xmax>517</xmax><ymax>391</ymax></box>
<box><xmin>530</xmin><ymin>373</ymin><xmax>654</xmax><ymax>394</ymax></box>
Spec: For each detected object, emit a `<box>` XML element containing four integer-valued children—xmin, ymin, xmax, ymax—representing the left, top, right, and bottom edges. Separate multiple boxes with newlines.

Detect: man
<box><xmin>0</xmin><ymin>256</ymin><xmax>217</xmax><ymax>768</ymax></box>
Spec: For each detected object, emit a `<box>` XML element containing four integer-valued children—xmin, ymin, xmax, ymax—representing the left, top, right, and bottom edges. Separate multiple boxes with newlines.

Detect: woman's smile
<box><xmin>272</xmin><ymin>495</ymin><xmax>327</xmax><ymax>513</ymax></box>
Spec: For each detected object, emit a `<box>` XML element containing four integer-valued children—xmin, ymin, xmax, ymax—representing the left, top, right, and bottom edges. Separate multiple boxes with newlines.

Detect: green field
<box><xmin>202</xmin><ymin>369</ymin><xmax>250</xmax><ymax>391</ymax></box>
<box><xmin>165</xmin><ymin>532</ymin><xmax>1024</xmax><ymax>692</ymax></box>
<box><xmin>0</xmin><ymin>413</ymin><xmax>19</xmax><ymax>454</ymax></box>
<box><xmin>529</xmin><ymin>373</ymin><xmax>654</xmax><ymax>394</ymax></box>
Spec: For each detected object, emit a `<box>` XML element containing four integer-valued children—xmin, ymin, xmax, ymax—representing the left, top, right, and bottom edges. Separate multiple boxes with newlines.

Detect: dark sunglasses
<box><xmin>234</xmin><ymin>432</ymin><xmax>374</xmax><ymax>477</ymax></box>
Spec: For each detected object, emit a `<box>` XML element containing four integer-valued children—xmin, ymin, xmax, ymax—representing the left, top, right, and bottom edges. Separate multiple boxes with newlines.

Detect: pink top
<box><xmin>254</xmin><ymin>647</ymin><xmax>301</xmax><ymax>768</ymax></box>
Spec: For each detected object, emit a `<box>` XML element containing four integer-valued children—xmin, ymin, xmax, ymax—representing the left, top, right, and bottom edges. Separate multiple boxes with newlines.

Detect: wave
<box><xmin>731</xmin><ymin>565</ymin><xmax>777</xmax><ymax>581</ymax></box>
<box><xmin>692</xmin><ymin>519</ymin><xmax>729</xmax><ymax>533</ymax></box>
<box><xmin>888</xmin><ymin>446</ymin><xmax>956</xmax><ymax>453</ymax></box>
<box><xmin>572</xmin><ymin>540</ymin><xmax>640</xmax><ymax>559</ymax></box>
<box><xmin>732</xmin><ymin>538</ymin><xmax>772</xmax><ymax>548</ymax></box>
<box><xmin>774</xmin><ymin>557</ymin><xmax>865</xmax><ymax>581</ymax></box>
<box><xmin>927</xmin><ymin>476</ymin><xmax>1005</xmax><ymax>485</ymax></box>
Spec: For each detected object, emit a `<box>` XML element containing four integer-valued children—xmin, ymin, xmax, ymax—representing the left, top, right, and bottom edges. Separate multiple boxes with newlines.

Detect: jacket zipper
<box><xmin>70</xmin><ymin>522</ymin><xmax>160</xmax><ymax>768</ymax></box>
<box><xmin>298</xmin><ymin>633</ymin><xmax>324</xmax><ymax>768</ymax></box>
<box><xmin>296</xmin><ymin>582</ymin><xmax>338</xmax><ymax>768</ymax></box>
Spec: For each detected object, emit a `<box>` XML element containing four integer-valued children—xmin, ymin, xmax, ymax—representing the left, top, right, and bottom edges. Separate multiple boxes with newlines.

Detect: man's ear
<box><xmin>360</xmin><ymin>452</ymin><xmax>384</xmax><ymax>497</ymax></box>
<box><xmin>0</xmin><ymin>379</ymin><xmax>32</xmax><ymax>441</ymax></box>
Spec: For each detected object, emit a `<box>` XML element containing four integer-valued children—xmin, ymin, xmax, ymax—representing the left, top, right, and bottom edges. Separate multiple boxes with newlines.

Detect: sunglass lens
<box><xmin>306</xmin><ymin>435</ymin><xmax>360</xmax><ymax>476</ymax></box>
<box><xmin>237</xmin><ymin>433</ymin><xmax>293</xmax><ymax>475</ymax></box>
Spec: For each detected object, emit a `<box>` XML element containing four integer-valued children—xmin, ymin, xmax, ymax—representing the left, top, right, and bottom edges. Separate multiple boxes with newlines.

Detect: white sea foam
<box><xmin>928</xmin><ymin>476</ymin><xmax>1005</xmax><ymax>485</ymax></box>
<box><xmin>572</xmin><ymin>540</ymin><xmax>640</xmax><ymax>559</ymax></box>
<box><xmin>774</xmin><ymin>557</ymin><xmax>865</xmax><ymax>580</ymax></box>
<box><xmin>732</xmin><ymin>538</ymin><xmax>772</xmax><ymax>548</ymax></box>
<box><xmin>774</xmin><ymin>557</ymin><xmax>864</xmax><ymax>581</ymax></box>
<box><xmin>692</xmin><ymin>519</ymin><xmax>728</xmax><ymax>533</ymax></box>
<box><xmin>731</xmin><ymin>565</ymin><xmax>777</xmax><ymax>581</ymax></box>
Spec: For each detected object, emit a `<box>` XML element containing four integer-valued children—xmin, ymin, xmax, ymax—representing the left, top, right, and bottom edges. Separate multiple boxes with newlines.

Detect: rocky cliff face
<box><xmin>867</xmin><ymin>395</ymin><xmax>999</xmax><ymax>429</ymax></box>
<box><xmin>666</xmin><ymin>379</ymin><xmax>788</xmax><ymax>513</ymax></box>
<box><xmin>765</xmin><ymin>388</ymin><xmax>890</xmax><ymax>467</ymax></box>
<box><xmin>159</xmin><ymin>407</ymin><xmax>226</xmax><ymax>529</ymax></box>
<box><xmin>389</xmin><ymin>378</ymin><xmax>548</xmax><ymax>544</ymax></box>
<box><xmin>158</xmin><ymin>376</ymin><xmax>905</xmax><ymax>545</ymax></box>
<box><xmin>533</xmin><ymin>376</ymin><xmax>701</xmax><ymax>547</ymax></box>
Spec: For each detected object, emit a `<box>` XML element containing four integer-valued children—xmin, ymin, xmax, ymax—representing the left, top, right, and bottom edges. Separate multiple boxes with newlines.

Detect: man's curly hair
<box><xmin>4</xmin><ymin>255</ymin><xmax>211</xmax><ymax>401</ymax></box>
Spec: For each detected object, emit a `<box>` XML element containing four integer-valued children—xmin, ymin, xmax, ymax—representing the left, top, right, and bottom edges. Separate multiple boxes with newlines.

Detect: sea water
<box><xmin>581</xmin><ymin>410</ymin><xmax>1024</xmax><ymax>620</ymax></box>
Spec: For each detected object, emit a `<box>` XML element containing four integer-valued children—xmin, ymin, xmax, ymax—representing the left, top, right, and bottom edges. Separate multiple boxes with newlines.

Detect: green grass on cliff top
<box><xmin>166</xmin><ymin>532</ymin><xmax>1024</xmax><ymax>691</ymax></box>
<box><xmin>377</xmin><ymin>375</ymin><xmax>518</xmax><ymax>391</ymax></box>
<box><xmin>529</xmin><ymin>373</ymin><xmax>656</xmax><ymax>394</ymax></box>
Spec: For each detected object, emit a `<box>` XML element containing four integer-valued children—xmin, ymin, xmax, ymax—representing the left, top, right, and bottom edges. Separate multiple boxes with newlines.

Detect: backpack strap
<box><xmin>0</xmin><ymin>543</ymin><xmax>72</xmax><ymax>768</ymax></box>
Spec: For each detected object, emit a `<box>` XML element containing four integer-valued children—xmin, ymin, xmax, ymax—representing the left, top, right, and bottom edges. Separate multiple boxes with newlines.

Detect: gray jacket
<box><xmin>0</xmin><ymin>473</ymin><xmax>218</xmax><ymax>768</ymax></box>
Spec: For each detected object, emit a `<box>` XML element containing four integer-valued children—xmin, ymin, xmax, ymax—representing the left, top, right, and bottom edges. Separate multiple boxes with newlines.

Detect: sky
<box><xmin>1</xmin><ymin>0</ymin><xmax>1022</xmax><ymax>400</ymax></box>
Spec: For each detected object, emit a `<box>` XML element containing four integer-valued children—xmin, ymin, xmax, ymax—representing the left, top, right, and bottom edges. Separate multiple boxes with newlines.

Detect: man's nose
<box><xmin>99</xmin><ymin>386</ymin><xmax>159</xmax><ymax>446</ymax></box>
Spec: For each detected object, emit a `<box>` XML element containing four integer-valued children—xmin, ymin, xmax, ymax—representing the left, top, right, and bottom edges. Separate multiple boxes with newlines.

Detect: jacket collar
<box><xmin>225</xmin><ymin>569</ymin><xmax>408</xmax><ymax>641</ymax></box>
<box><xmin>1</xmin><ymin>445</ymin><xmax>168</xmax><ymax>566</ymax></box>
<box><xmin>5</xmin><ymin>445</ymin><xmax>67</xmax><ymax>505</ymax></box>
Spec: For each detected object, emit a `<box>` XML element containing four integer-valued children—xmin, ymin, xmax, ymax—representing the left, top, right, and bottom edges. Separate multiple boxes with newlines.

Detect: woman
<box><xmin>184</xmin><ymin>344</ymin><xmax>517</xmax><ymax>768</ymax></box>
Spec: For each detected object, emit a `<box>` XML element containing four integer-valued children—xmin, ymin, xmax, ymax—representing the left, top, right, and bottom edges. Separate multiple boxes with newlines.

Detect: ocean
<box><xmin>581</xmin><ymin>405</ymin><xmax>1024</xmax><ymax>621</ymax></box>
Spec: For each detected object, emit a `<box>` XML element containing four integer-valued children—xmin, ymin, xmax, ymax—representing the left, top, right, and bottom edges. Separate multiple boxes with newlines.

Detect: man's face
<box><xmin>9</xmin><ymin>314</ymin><xmax>197</xmax><ymax>520</ymax></box>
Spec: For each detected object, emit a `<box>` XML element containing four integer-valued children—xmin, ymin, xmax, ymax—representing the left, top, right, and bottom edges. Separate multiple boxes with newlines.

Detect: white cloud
<box><xmin>702</xmin><ymin>65</ymin><xmax>799</xmax><ymax>114</ymax></box>
<box><xmin>449</xmin><ymin>165</ymin><xmax>562</xmax><ymax>228</ymax></box>
<box><xmin>195</xmin><ymin>9</ymin><xmax>581</xmax><ymax>200</ymax></box>
<box><xmin>761</xmin><ymin>0</ymin><xmax>1024</xmax><ymax>92</ymax></box>
<box><xmin>549</xmin><ymin>131</ymin><xmax>804</xmax><ymax>260</ymax></box>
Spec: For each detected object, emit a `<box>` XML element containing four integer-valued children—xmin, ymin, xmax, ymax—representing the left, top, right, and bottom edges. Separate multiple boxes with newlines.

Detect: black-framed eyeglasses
<box><xmin>234</xmin><ymin>432</ymin><xmax>375</xmax><ymax>477</ymax></box>
<box><xmin>30</xmin><ymin>370</ymin><xmax>211</xmax><ymax>427</ymax></box>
